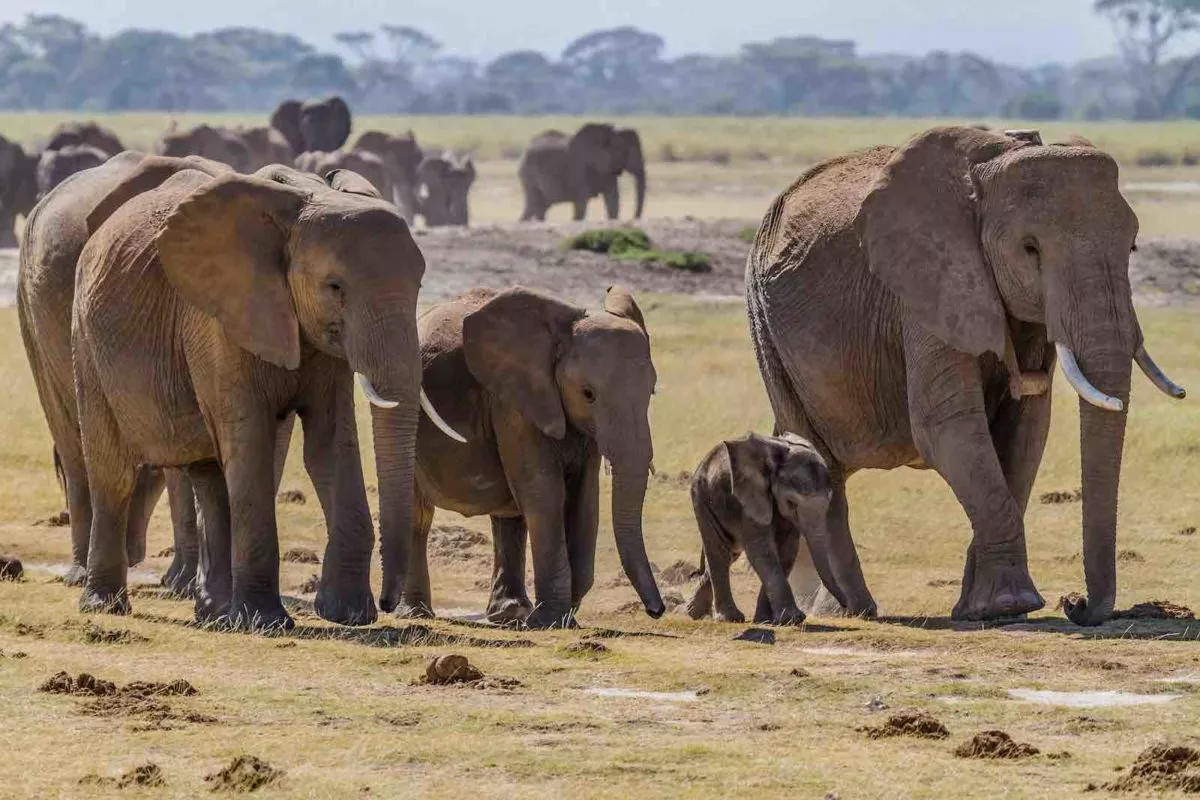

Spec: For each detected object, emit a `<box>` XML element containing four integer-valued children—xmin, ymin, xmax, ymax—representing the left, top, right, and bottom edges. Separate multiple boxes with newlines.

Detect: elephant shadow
<box><xmin>875</xmin><ymin>614</ymin><xmax>1200</xmax><ymax>642</ymax></box>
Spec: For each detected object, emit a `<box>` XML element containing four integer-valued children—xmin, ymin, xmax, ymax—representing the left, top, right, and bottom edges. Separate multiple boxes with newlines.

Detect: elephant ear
<box><xmin>1053</xmin><ymin>133</ymin><xmax>1096</xmax><ymax>148</ymax></box>
<box><xmin>724</xmin><ymin>434</ymin><xmax>782</xmax><ymax>528</ymax></box>
<box><xmin>254</xmin><ymin>163</ymin><xmax>326</xmax><ymax>190</ymax></box>
<box><xmin>857</xmin><ymin>126</ymin><xmax>1019</xmax><ymax>357</ymax></box>
<box><xmin>87</xmin><ymin>155</ymin><xmax>231</xmax><ymax>234</ymax></box>
<box><xmin>156</xmin><ymin>173</ymin><xmax>309</xmax><ymax>370</ymax></box>
<box><xmin>326</xmin><ymin>168</ymin><xmax>383</xmax><ymax>199</ymax></box>
<box><xmin>462</xmin><ymin>287</ymin><xmax>584</xmax><ymax>440</ymax></box>
<box><xmin>604</xmin><ymin>285</ymin><xmax>648</xmax><ymax>336</ymax></box>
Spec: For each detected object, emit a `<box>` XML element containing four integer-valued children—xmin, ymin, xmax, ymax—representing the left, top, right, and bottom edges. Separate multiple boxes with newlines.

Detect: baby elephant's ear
<box><xmin>724</xmin><ymin>435</ymin><xmax>778</xmax><ymax>528</ymax></box>
<box><xmin>604</xmin><ymin>285</ymin><xmax>648</xmax><ymax>336</ymax></box>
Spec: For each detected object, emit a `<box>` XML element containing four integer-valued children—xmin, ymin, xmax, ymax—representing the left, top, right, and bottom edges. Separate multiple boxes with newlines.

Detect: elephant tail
<box><xmin>53</xmin><ymin>446</ymin><xmax>67</xmax><ymax>503</ymax></box>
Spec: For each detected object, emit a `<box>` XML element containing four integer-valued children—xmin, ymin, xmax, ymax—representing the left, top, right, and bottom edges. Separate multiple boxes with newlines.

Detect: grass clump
<box><xmin>564</xmin><ymin>227</ymin><xmax>712</xmax><ymax>272</ymax></box>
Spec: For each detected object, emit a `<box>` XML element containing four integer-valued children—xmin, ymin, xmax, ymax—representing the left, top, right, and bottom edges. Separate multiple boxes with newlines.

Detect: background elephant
<box><xmin>354</xmin><ymin>130</ymin><xmax>423</xmax><ymax>223</ymax></box>
<box><xmin>156</xmin><ymin>123</ymin><xmax>251</xmax><ymax>172</ymax></box>
<box><xmin>0</xmin><ymin>133</ymin><xmax>39</xmax><ymax>247</ymax></box>
<box><xmin>237</xmin><ymin>126</ymin><xmax>294</xmax><ymax>171</ymax></box>
<box><xmin>685</xmin><ymin>432</ymin><xmax>842</xmax><ymax>626</ymax></box>
<box><xmin>36</xmin><ymin>144</ymin><xmax>109</xmax><ymax>199</ymax></box>
<box><xmin>44</xmin><ymin>121</ymin><xmax>125</xmax><ymax>159</ymax></box>
<box><xmin>518</xmin><ymin>123</ymin><xmax>646</xmax><ymax>221</ymax></box>
<box><xmin>269</xmin><ymin>99</ymin><xmax>305</xmax><ymax>155</ymax></box>
<box><xmin>70</xmin><ymin>161</ymin><xmax>459</xmax><ymax>629</ymax></box>
<box><xmin>300</xmin><ymin>95</ymin><xmax>352</xmax><ymax>153</ymax></box>
<box><xmin>417</xmin><ymin>152</ymin><xmax>475</xmax><ymax>227</ymax></box>
<box><xmin>745</xmin><ymin>125</ymin><xmax>1184</xmax><ymax>626</ymax></box>
<box><xmin>407</xmin><ymin>285</ymin><xmax>664</xmax><ymax>628</ymax></box>
<box><xmin>295</xmin><ymin>150</ymin><xmax>389</xmax><ymax>201</ymax></box>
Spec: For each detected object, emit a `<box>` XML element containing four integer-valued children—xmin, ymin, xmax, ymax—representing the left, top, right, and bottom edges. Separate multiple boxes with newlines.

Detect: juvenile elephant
<box><xmin>156</xmin><ymin>124</ymin><xmax>251</xmax><ymax>172</ymax></box>
<box><xmin>70</xmin><ymin>161</ymin><xmax>462</xmax><ymax>629</ymax></box>
<box><xmin>417</xmin><ymin>152</ymin><xmax>475</xmax><ymax>227</ymax></box>
<box><xmin>295</xmin><ymin>150</ymin><xmax>389</xmax><ymax>201</ymax></box>
<box><xmin>36</xmin><ymin>144</ymin><xmax>109</xmax><ymax>199</ymax></box>
<box><xmin>518</xmin><ymin>123</ymin><xmax>645</xmax><ymax>221</ymax></box>
<box><xmin>300</xmin><ymin>96</ymin><xmax>352</xmax><ymax>153</ymax></box>
<box><xmin>685</xmin><ymin>433</ymin><xmax>844</xmax><ymax>626</ymax></box>
<box><xmin>0</xmin><ymin>133</ymin><xmax>38</xmax><ymax>247</ymax></box>
<box><xmin>45</xmin><ymin>121</ymin><xmax>125</xmax><ymax>159</ymax></box>
<box><xmin>405</xmin><ymin>286</ymin><xmax>665</xmax><ymax>628</ymax></box>
<box><xmin>354</xmin><ymin>130</ymin><xmax>423</xmax><ymax>223</ymax></box>
<box><xmin>746</xmin><ymin>126</ymin><xmax>1185</xmax><ymax>625</ymax></box>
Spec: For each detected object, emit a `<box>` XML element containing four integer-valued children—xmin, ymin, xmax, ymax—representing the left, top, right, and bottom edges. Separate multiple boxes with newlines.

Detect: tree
<box><xmin>334</xmin><ymin>31</ymin><xmax>376</xmax><ymax>62</ymax></box>
<box><xmin>1095</xmin><ymin>0</ymin><xmax>1200</xmax><ymax>117</ymax></box>
<box><xmin>561</xmin><ymin>27</ymin><xmax>665</xmax><ymax>110</ymax></box>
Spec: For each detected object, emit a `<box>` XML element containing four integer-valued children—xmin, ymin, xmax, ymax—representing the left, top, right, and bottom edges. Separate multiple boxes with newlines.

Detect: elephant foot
<box><xmin>64</xmin><ymin>563</ymin><xmax>87</xmax><ymax>587</ymax></box>
<box><xmin>193</xmin><ymin>593</ymin><xmax>230</xmax><ymax>627</ymax></box>
<box><xmin>1061</xmin><ymin>592</ymin><xmax>1115</xmax><ymax>627</ymax></box>
<box><xmin>524</xmin><ymin>604</ymin><xmax>578</xmax><ymax>630</ymax></box>
<box><xmin>160</xmin><ymin>555</ymin><xmax>198</xmax><ymax>599</ymax></box>
<box><xmin>392</xmin><ymin>598</ymin><xmax>435</xmax><ymax>620</ymax></box>
<box><xmin>125</xmin><ymin>535</ymin><xmax>146</xmax><ymax>569</ymax></box>
<box><xmin>714</xmin><ymin>608</ymin><xmax>746</xmax><ymax>624</ymax></box>
<box><xmin>774</xmin><ymin>607</ymin><xmax>807</xmax><ymax>626</ymax></box>
<box><xmin>952</xmin><ymin>557</ymin><xmax>1044</xmax><ymax>621</ymax></box>
<box><xmin>314</xmin><ymin>584</ymin><xmax>377</xmax><ymax>626</ymax></box>
<box><xmin>486</xmin><ymin>594</ymin><xmax>532</xmax><ymax>626</ymax></box>
<box><xmin>79</xmin><ymin>586</ymin><xmax>131</xmax><ymax>616</ymax></box>
<box><xmin>227</xmin><ymin>594</ymin><xmax>294</xmax><ymax>632</ymax></box>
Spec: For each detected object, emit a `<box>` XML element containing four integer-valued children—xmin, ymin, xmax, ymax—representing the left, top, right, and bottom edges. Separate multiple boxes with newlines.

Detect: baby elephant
<box><xmin>686</xmin><ymin>433</ymin><xmax>847</xmax><ymax>625</ymax></box>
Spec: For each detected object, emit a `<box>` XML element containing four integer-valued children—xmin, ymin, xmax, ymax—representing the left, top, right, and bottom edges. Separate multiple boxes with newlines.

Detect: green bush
<box><xmin>564</xmin><ymin>228</ymin><xmax>651</xmax><ymax>256</ymax></box>
<box><xmin>616</xmin><ymin>249</ymin><xmax>713</xmax><ymax>273</ymax></box>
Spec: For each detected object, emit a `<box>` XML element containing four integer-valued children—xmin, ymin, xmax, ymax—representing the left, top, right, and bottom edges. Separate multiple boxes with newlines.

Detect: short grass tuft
<box><xmin>565</xmin><ymin>228</ymin><xmax>712</xmax><ymax>272</ymax></box>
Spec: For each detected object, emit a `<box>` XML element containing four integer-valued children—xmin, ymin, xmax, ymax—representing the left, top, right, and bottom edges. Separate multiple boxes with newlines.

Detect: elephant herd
<box><xmin>0</xmin><ymin>97</ymin><xmax>649</xmax><ymax>249</ymax></box>
<box><xmin>13</xmin><ymin>122</ymin><xmax>1184</xmax><ymax>633</ymax></box>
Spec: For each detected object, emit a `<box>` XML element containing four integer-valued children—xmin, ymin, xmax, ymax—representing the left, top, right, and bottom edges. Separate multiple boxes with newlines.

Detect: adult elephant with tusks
<box><xmin>746</xmin><ymin>126</ymin><xmax>1185</xmax><ymax>626</ymax></box>
<box><xmin>402</xmin><ymin>285</ymin><xmax>665</xmax><ymax>628</ymax></box>
<box><xmin>70</xmin><ymin>160</ymin><xmax>464</xmax><ymax>630</ymax></box>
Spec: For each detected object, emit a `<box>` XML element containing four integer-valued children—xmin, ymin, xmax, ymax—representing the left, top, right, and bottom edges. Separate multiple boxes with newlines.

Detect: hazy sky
<box><xmin>0</xmin><ymin>0</ymin><xmax>1187</xmax><ymax>66</ymax></box>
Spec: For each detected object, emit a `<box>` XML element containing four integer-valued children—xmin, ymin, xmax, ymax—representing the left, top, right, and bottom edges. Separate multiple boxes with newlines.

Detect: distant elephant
<box><xmin>0</xmin><ymin>133</ymin><xmax>39</xmax><ymax>247</ymax></box>
<box><xmin>156</xmin><ymin>124</ymin><xmax>251</xmax><ymax>172</ymax></box>
<box><xmin>685</xmin><ymin>433</ymin><xmax>843</xmax><ymax>626</ymax></box>
<box><xmin>406</xmin><ymin>285</ymin><xmax>665</xmax><ymax>628</ymax></box>
<box><xmin>300</xmin><ymin>96</ymin><xmax>352</xmax><ymax>153</ymax></box>
<box><xmin>45</xmin><ymin>121</ymin><xmax>125</xmax><ymax>158</ymax></box>
<box><xmin>36</xmin><ymin>145</ymin><xmax>109</xmax><ymax>199</ymax></box>
<box><xmin>518</xmin><ymin>123</ymin><xmax>646</xmax><ymax>221</ymax></box>
<box><xmin>417</xmin><ymin>152</ymin><xmax>475</xmax><ymax>227</ymax></box>
<box><xmin>295</xmin><ymin>150</ymin><xmax>389</xmax><ymax>201</ymax></box>
<box><xmin>746</xmin><ymin>126</ymin><xmax>1185</xmax><ymax>626</ymax></box>
<box><xmin>354</xmin><ymin>130</ymin><xmax>423</xmax><ymax>223</ymax></box>
<box><xmin>69</xmin><ymin>160</ymin><xmax>462</xmax><ymax>628</ymax></box>
<box><xmin>269</xmin><ymin>99</ymin><xmax>305</xmax><ymax>155</ymax></box>
<box><xmin>237</xmin><ymin>126</ymin><xmax>294</xmax><ymax>171</ymax></box>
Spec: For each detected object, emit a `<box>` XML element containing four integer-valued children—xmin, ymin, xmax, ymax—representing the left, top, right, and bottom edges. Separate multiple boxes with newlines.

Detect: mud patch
<box><xmin>658</xmin><ymin>560</ymin><xmax>700</xmax><ymax>585</ymax></box>
<box><xmin>281</xmin><ymin>547</ymin><xmax>319</xmax><ymax>564</ymax></box>
<box><xmin>1040</xmin><ymin>489</ymin><xmax>1082</xmax><ymax>505</ymax></box>
<box><xmin>296</xmin><ymin>574</ymin><xmax>320</xmax><ymax>594</ymax></box>
<box><xmin>205</xmin><ymin>755</ymin><xmax>283</xmax><ymax>793</ymax></box>
<box><xmin>276</xmin><ymin>489</ymin><xmax>306</xmax><ymax>505</ymax></box>
<box><xmin>1103</xmin><ymin>744</ymin><xmax>1200</xmax><ymax>793</ymax></box>
<box><xmin>1008</xmin><ymin>689</ymin><xmax>1179</xmax><ymax>708</ymax></box>
<box><xmin>1113</xmin><ymin>600</ymin><xmax>1195</xmax><ymax>620</ymax></box>
<box><xmin>0</xmin><ymin>554</ymin><xmax>23</xmax><ymax>580</ymax></box>
<box><xmin>428</xmin><ymin>525</ymin><xmax>489</xmax><ymax>562</ymax></box>
<box><xmin>861</xmin><ymin>712</ymin><xmax>950</xmax><ymax>740</ymax></box>
<box><xmin>954</xmin><ymin>730</ymin><xmax>1040</xmax><ymax>759</ymax></box>
<box><xmin>33</xmin><ymin>510</ymin><xmax>70</xmax><ymax>527</ymax></box>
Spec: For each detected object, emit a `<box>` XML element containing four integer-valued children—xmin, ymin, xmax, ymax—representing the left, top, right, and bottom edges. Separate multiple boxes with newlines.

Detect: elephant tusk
<box><xmin>356</xmin><ymin>373</ymin><xmax>398</xmax><ymax>409</ymax></box>
<box><xmin>420</xmin><ymin>387</ymin><xmax>468</xmax><ymax>443</ymax></box>
<box><xmin>1135</xmin><ymin>344</ymin><xmax>1186</xmax><ymax>400</ymax></box>
<box><xmin>1055</xmin><ymin>344</ymin><xmax>1124</xmax><ymax>412</ymax></box>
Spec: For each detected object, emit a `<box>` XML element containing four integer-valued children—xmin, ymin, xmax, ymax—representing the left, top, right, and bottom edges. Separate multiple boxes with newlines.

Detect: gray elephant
<box><xmin>237</xmin><ymin>126</ymin><xmax>294</xmax><ymax>171</ymax></box>
<box><xmin>45</xmin><ymin>121</ymin><xmax>125</xmax><ymax>159</ymax></box>
<box><xmin>417</xmin><ymin>152</ymin><xmax>475</xmax><ymax>227</ymax></box>
<box><xmin>518</xmin><ymin>123</ymin><xmax>646</xmax><ymax>221</ymax></box>
<box><xmin>69</xmin><ymin>159</ymin><xmax>462</xmax><ymax>629</ymax></box>
<box><xmin>156</xmin><ymin>124</ymin><xmax>251</xmax><ymax>172</ymax></box>
<box><xmin>745</xmin><ymin>126</ymin><xmax>1185</xmax><ymax>625</ymax></box>
<box><xmin>404</xmin><ymin>285</ymin><xmax>665</xmax><ymax>628</ymax></box>
<box><xmin>354</xmin><ymin>130</ymin><xmax>423</xmax><ymax>223</ymax></box>
<box><xmin>0</xmin><ymin>133</ymin><xmax>39</xmax><ymax>247</ymax></box>
<box><xmin>295</xmin><ymin>150</ymin><xmax>389</xmax><ymax>201</ymax></box>
<box><xmin>300</xmin><ymin>96</ymin><xmax>352</xmax><ymax>153</ymax></box>
<box><xmin>36</xmin><ymin>145</ymin><xmax>109</xmax><ymax>199</ymax></box>
<box><xmin>685</xmin><ymin>433</ymin><xmax>846</xmax><ymax>626</ymax></box>
<box><xmin>269</xmin><ymin>100</ymin><xmax>305</xmax><ymax>155</ymax></box>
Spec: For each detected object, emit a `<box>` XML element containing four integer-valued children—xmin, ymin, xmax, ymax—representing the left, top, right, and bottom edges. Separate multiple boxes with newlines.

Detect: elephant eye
<box><xmin>582</xmin><ymin>387</ymin><xmax>596</xmax><ymax>404</ymax></box>
<box><xmin>325</xmin><ymin>278</ymin><xmax>344</xmax><ymax>296</ymax></box>
<box><xmin>1022</xmin><ymin>238</ymin><xmax>1040</xmax><ymax>258</ymax></box>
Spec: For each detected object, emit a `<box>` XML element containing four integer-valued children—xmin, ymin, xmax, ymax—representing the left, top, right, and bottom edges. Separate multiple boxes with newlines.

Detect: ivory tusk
<box><xmin>356</xmin><ymin>372</ymin><xmax>399</xmax><ymax>409</ymax></box>
<box><xmin>420</xmin><ymin>387</ymin><xmax>468</xmax><ymax>443</ymax></box>
<box><xmin>1135</xmin><ymin>344</ymin><xmax>1186</xmax><ymax>400</ymax></box>
<box><xmin>1055</xmin><ymin>343</ymin><xmax>1124</xmax><ymax>412</ymax></box>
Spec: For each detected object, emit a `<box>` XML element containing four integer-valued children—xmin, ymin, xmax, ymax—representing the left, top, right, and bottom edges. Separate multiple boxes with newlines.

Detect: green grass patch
<box><xmin>564</xmin><ymin>227</ymin><xmax>712</xmax><ymax>273</ymax></box>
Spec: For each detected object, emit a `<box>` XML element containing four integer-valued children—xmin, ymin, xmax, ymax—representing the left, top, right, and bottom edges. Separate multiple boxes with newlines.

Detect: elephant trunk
<box><xmin>631</xmin><ymin>167</ymin><xmax>646</xmax><ymax>220</ymax></box>
<box><xmin>606</xmin><ymin>428</ymin><xmax>665</xmax><ymax>618</ymax></box>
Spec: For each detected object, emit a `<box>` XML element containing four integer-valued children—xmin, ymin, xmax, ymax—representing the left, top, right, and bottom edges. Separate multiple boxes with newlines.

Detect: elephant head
<box><xmin>36</xmin><ymin>144</ymin><xmax>109</xmax><ymax>199</ymax></box>
<box><xmin>269</xmin><ymin>99</ymin><xmax>305</xmax><ymax>155</ymax></box>
<box><xmin>855</xmin><ymin>126</ymin><xmax>1185</xmax><ymax>626</ymax></box>
<box><xmin>300</xmin><ymin>96</ymin><xmax>352</xmax><ymax>153</ymax></box>
<box><xmin>354</xmin><ymin>130</ymin><xmax>423</xmax><ymax>223</ymax></box>
<box><xmin>570</xmin><ymin>123</ymin><xmax>646</xmax><ymax>219</ymax></box>
<box><xmin>157</xmin><ymin>124</ymin><xmax>251</xmax><ymax>173</ymax></box>
<box><xmin>462</xmin><ymin>285</ymin><xmax>664</xmax><ymax>617</ymax></box>
<box><xmin>417</xmin><ymin>152</ymin><xmax>475</xmax><ymax>227</ymax></box>
<box><xmin>0</xmin><ymin>133</ymin><xmax>38</xmax><ymax>247</ymax></box>
<box><xmin>45</xmin><ymin>121</ymin><xmax>125</xmax><ymax>158</ymax></box>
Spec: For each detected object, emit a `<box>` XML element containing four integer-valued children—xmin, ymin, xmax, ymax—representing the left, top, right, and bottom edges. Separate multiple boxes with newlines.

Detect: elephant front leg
<box><xmin>601</xmin><ymin>180</ymin><xmax>620</xmax><ymax>220</ymax></box>
<box><xmin>565</xmin><ymin>451</ymin><xmax>601</xmax><ymax>613</ymax></box>
<box><xmin>487</xmin><ymin>515</ymin><xmax>532</xmax><ymax>625</ymax></box>
<box><xmin>161</xmin><ymin>469</ymin><xmax>200</xmax><ymax>598</ymax></box>
<box><xmin>390</xmin><ymin>490</ymin><xmax>435</xmax><ymax>620</ymax></box>
<box><xmin>751</xmin><ymin>526</ymin><xmax>805</xmax><ymax>626</ymax></box>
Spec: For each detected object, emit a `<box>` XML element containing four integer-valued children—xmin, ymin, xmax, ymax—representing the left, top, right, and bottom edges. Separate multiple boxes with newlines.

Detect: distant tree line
<box><xmin>3</xmin><ymin>2</ymin><xmax>1200</xmax><ymax>119</ymax></box>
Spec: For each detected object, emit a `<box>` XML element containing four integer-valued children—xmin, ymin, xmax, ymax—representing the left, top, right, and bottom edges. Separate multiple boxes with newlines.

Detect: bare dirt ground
<box><xmin>4</xmin><ymin>220</ymin><xmax>1200</xmax><ymax>309</ymax></box>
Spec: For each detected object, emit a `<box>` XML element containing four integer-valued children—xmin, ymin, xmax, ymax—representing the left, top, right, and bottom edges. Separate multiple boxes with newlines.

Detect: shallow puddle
<box><xmin>583</xmin><ymin>688</ymin><xmax>700</xmax><ymax>702</ymax></box>
<box><xmin>1008</xmin><ymin>689</ymin><xmax>1180</xmax><ymax>708</ymax></box>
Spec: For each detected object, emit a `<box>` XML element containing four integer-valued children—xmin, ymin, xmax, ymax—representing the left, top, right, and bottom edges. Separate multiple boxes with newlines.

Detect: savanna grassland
<box><xmin>1</xmin><ymin>115</ymin><xmax>1200</xmax><ymax>799</ymax></box>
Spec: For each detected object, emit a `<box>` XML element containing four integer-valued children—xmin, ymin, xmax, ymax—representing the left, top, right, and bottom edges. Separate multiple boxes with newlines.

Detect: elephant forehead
<box><xmin>295</xmin><ymin>203</ymin><xmax>422</xmax><ymax>273</ymax></box>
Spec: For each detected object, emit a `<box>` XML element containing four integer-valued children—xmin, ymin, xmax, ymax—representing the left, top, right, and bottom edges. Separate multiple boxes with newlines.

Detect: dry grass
<box><xmin>2</xmin><ymin>295</ymin><xmax>1200</xmax><ymax>798</ymax></box>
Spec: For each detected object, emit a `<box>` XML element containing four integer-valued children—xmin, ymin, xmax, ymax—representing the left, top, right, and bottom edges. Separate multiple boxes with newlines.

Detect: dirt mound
<box><xmin>40</xmin><ymin>671</ymin><xmax>117</xmax><ymax>696</ymax></box>
<box><xmin>428</xmin><ymin>525</ymin><xmax>489</xmax><ymax>561</ymax></box>
<box><xmin>1175</xmin><ymin>526</ymin><xmax>1196</xmax><ymax>537</ymax></box>
<box><xmin>425</xmin><ymin>654</ymin><xmax>483</xmax><ymax>684</ymax></box>
<box><xmin>1040</xmin><ymin>489</ymin><xmax>1082</xmax><ymax>505</ymax></box>
<box><xmin>282</xmin><ymin>547</ymin><xmax>319</xmax><ymax>564</ymax></box>
<box><xmin>0</xmin><ymin>555</ymin><xmax>22</xmax><ymax>580</ymax></box>
<box><xmin>277</xmin><ymin>489</ymin><xmax>307</xmax><ymax>505</ymax></box>
<box><xmin>42</xmin><ymin>672</ymin><xmax>206</xmax><ymax>728</ymax></box>
<box><xmin>658</xmin><ymin>560</ymin><xmax>700</xmax><ymax>585</ymax></box>
<box><xmin>954</xmin><ymin>730</ymin><xmax>1040</xmax><ymax>759</ymax></box>
<box><xmin>121</xmin><ymin>679</ymin><xmax>198</xmax><ymax>697</ymax></box>
<box><xmin>205</xmin><ymin>755</ymin><xmax>284</xmax><ymax>793</ymax></box>
<box><xmin>33</xmin><ymin>510</ymin><xmax>70</xmax><ymax>527</ymax></box>
<box><xmin>297</xmin><ymin>574</ymin><xmax>320</xmax><ymax>594</ymax></box>
<box><xmin>862</xmin><ymin>712</ymin><xmax>950</xmax><ymax>740</ymax></box>
<box><xmin>563</xmin><ymin>640</ymin><xmax>609</xmax><ymax>655</ymax></box>
<box><xmin>80</xmin><ymin>763</ymin><xmax>166</xmax><ymax>789</ymax></box>
<box><xmin>78</xmin><ymin>622</ymin><xmax>149</xmax><ymax>644</ymax></box>
<box><xmin>1113</xmin><ymin>600</ymin><xmax>1195</xmax><ymax>620</ymax></box>
<box><xmin>1117</xmin><ymin>549</ymin><xmax>1145</xmax><ymax>563</ymax></box>
<box><xmin>1104</xmin><ymin>744</ymin><xmax>1200</xmax><ymax>793</ymax></box>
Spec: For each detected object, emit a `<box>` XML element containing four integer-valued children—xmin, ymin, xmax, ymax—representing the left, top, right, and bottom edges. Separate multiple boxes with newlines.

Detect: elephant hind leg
<box><xmin>487</xmin><ymin>515</ymin><xmax>532</xmax><ymax>625</ymax></box>
<box><xmin>125</xmin><ymin>466</ymin><xmax>165</xmax><ymax>568</ymax></box>
<box><xmin>161</xmin><ymin>469</ymin><xmax>200</xmax><ymax>598</ymax></box>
